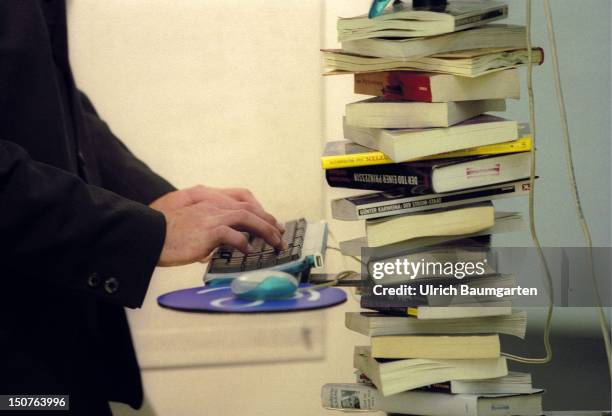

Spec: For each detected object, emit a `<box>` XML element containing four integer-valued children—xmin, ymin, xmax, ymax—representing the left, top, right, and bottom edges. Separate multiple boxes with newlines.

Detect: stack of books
<box><xmin>321</xmin><ymin>312</ymin><xmax>544</xmax><ymax>415</ymax></box>
<box><xmin>319</xmin><ymin>1</ymin><xmax>545</xmax><ymax>415</ymax></box>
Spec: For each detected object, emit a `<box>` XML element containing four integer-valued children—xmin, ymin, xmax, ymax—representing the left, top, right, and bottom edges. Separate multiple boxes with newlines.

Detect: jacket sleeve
<box><xmin>79</xmin><ymin>92</ymin><xmax>176</xmax><ymax>205</ymax></box>
<box><xmin>0</xmin><ymin>140</ymin><xmax>166</xmax><ymax>308</ymax></box>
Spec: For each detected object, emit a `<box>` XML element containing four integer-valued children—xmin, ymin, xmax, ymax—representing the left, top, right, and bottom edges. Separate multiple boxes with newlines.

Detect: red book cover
<box><xmin>388</xmin><ymin>72</ymin><xmax>434</xmax><ymax>102</ymax></box>
<box><xmin>354</xmin><ymin>71</ymin><xmax>434</xmax><ymax>102</ymax></box>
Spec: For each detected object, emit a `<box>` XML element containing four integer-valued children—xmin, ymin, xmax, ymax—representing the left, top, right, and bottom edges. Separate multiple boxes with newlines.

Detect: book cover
<box><xmin>325</xmin><ymin>155</ymin><xmax>489</xmax><ymax>193</ymax></box>
<box><xmin>345</xmin><ymin>97</ymin><xmax>506</xmax><ymax>129</ymax></box>
<box><xmin>343</xmin><ymin>113</ymin><xmax>519</xmax><ymax>162</ymax></box>
<box><xmin>325</xmin><ymin>159</ymin><xmax>435</xmax><ymax>193</ymax></box>
<box><xmin>354</xmin><ymin>68</ymin><xmax>521</xmax><ymax>102</ymax></box>
<box><xmin>331</xmin><ymin>179</ymin><xmax>532</xmax><ymax>220</ymax></box>
<box><xmin>321</xmin><ymin>136</ymin><xmax>532</xmax><ymax>170</ymax></box>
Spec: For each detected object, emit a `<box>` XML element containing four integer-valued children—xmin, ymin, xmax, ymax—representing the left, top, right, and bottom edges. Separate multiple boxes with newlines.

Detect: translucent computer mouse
<box><xmin>230</xmin><ymin>270</ymin><xmax>299</xmax><ymax>300</ymax></box>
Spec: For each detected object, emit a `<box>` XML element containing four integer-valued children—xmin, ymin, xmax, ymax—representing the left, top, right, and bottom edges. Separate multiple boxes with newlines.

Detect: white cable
<box><xmin>325</xmin><ymin>228</ymin><xmax>363</xmax><ymax>302</ymax></box>
<box><xmin>501</xmin><ymin>0</ymin><xmax>555</xmax><ymax>365</ymax></box>
<box><xmin>542</xmin><ymin>0</ymin><xmax>612</xmax><ymax>374</ymax></box>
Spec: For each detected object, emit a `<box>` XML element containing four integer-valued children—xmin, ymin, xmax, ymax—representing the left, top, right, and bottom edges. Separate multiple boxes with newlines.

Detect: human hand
<box><xmin>151</xmin><ymin>186</ymin><xmax>286</xmax><ymax>266</ymax></box>
<box><xmin>150</xmin><ymin>185</ymin><xmax>284</xmax><ymax>232</ymax></box>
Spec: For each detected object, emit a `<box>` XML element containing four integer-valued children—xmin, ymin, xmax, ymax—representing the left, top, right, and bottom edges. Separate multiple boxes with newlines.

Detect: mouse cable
<box><xmin>319</xmin><ymin>229</ymin><xmax>366</xmax><ymax>301</ymax></box>
<box><xmin>304</xmin><ymin>269</ymin><xmax>362</xmax><ymax>291</ymax></box>
<box><xmin>501</xmin><ymin>0</ymin><xmax>555</xmax><ymax>365</ymax></box>
<box><xmin>542</xmin><ymin>0</ymin><xmax>612</xmax><ymax>374</ymax></box>
<box><xmin>296</xmin><ymin>241</ymin><xmax>363</xmax><ymax>292</ymax></box>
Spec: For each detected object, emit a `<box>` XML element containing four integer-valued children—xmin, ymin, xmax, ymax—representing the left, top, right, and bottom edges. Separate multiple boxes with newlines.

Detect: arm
<box><xmin>0</xmin><ymin>140</ymin><xmax>165</xmax><ymax>308</ymax></box>
<box><xmin>78</xmin><ymin>92</ymin><xmax>175</xmax><ymax>205</ymax></box>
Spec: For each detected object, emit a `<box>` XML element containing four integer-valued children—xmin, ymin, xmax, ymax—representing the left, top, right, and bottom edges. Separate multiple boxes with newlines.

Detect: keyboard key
<box><xmin>207</xmin><ymin>219</ymin><xmax>306</xmax><ymax>274</ymax></box>
<box><xmin>260</xmin><ymin>256</ymin><xmax>276</xmax><ymax>268</ymax></box>
<box><xmin>290</xmin><ymin>246</ymin><xmax>301</xmax><ymax>259</ymax></box>
<box><xmin>261</xmin><ymin>244</ymin><xmax>275</xmax><ymax>254</ymax></box>
<box><xmin>284</xmin><ymin>220</ymin><xmax>296</xmax><ymax>236</ymax></box>
<box><xmin>243</xmin><ymin>256</ymin><xmax>261</xmax><ymax>271</ymax></box>
<box><xmin>249</xmin><ymin>238</ymin><xmax>265</xmax><ymax>253</ymax></box>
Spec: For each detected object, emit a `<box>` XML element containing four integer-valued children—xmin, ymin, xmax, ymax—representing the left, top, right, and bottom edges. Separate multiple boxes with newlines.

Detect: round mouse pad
<box><xmin>157</xmin><ymin>284</ymin><xmax>347</xmax><ymax>313</ymax></box>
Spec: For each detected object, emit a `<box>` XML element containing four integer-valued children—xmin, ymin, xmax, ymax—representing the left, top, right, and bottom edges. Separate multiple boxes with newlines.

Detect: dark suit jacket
<box><xmin>0</xmin><ymin>1</ymin><xmax>175</xmax><ymax>414</ymax></box>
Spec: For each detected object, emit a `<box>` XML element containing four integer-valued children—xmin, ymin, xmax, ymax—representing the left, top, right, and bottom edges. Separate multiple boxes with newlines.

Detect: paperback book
<box><xmin>321</xmin><ymin>383</ymin><xmax>543</xmax><ymax>415</ymax></box>
<box><xmin>354</xmin><ymin>68</ymin><xmax>521</xmax><ymax>102</ymax></box>
<box><xmin>325</xmin><ymin>152</ymin><xmax>532</xmax><ymax>194</ymax></box>
<box><xmin>341</xmin><ymin>24</ymin><xmax>527</xmax><ymax>59</ymax></box>
<box><xmin>331</xmin><ymin>179</ymin><xmax>532</xmax><ymax>221</ymax></box>
<box><xmin>323</xmin><ymin>47</ymin><xmax>543</xmax><ymax>77</ymax></box>
<box><xmin>337</xmin><ymin>1</ymin><xmax>508</xmax><ymax>41</ymax></box>
<box><xmin>345</xmin><ymin>97</ymin><xmax>506</xmax><ymax>129</ymax></box>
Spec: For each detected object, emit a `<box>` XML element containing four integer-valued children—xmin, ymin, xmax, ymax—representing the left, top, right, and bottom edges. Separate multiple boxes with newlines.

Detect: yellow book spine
<box><xmin>320</xmin><ymin>152</ymin><xmax>393</xmax><ymax>169</ymax></box>
<box><xmin>407</xmin><ymin>307</ymin><xmax>419</xmax><ymax>317</ymax></box>
<box><xmin>320</xmin><ymin>136</ymin><xmax>533</xmax><ymax>169</ymax></box>
<box><xmin>415</xmin><ymin>136</ymin><xmax>533</xmax><ymax>161</ymax></box>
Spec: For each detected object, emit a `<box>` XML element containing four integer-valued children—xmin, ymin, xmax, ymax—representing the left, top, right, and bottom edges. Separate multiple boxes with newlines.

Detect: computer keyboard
<box><xmin>208</xmin><ymin>218</ymin><xmax>308</xmax><ymax>274</ymax></box>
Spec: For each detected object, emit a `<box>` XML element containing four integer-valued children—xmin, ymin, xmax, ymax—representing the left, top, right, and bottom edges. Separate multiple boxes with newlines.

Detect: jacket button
<box><xmin>87</xmin><ymin>273</ymin><xmax>101</xmax><ymax>288</ymax></box>
<box><xmin>104</xmin><ymin>277</ymin><xmax>119</xmax><ymax>294</ymax></box>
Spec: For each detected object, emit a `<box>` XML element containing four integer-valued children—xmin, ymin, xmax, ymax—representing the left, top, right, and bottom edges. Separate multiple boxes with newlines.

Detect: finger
<box><xmin>215</xmin><ymin>210</ymin><xmax>285</xmax><ymax>250</ymax></box>
<box><xmin>192</xmin><ymin>197</ymin><xmax>280</xmax><ymax>232</ymax></box>
<box><xmin>230</xmin><ymin>201</ymin><xmax>279</xmax><ymax>230</ymax></box>
<box><xmin>211</xmin><ymin>225</ymin><xmax>250</xmax><ymax>254</ymax></box>
<box><xmin>221</xmin><ymin>188</ymin><xmax>285</xmax><ymax>233</ymax></box>
<box><xmin>178</xmin><ymin>185</ymin><xmax>283</xmax><ymax>231</ymax></box>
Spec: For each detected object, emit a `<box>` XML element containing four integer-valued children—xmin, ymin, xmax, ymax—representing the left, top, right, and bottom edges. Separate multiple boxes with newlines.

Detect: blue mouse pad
<box><xmin>157</xmin><ymin>284</ymin><xmax>347</xmax><ymax>313</ymax></box>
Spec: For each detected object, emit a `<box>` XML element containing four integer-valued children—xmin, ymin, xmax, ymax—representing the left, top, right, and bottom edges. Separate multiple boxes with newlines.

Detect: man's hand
<box><xmin>150</xmin><ymin>185</ymin><xmax>284</xmax><ymax>231</ymax></box>
<box><xmin>150</xmin><ymin>186</ymin><xmax>285</xmax><ymax>267</ymax></box>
